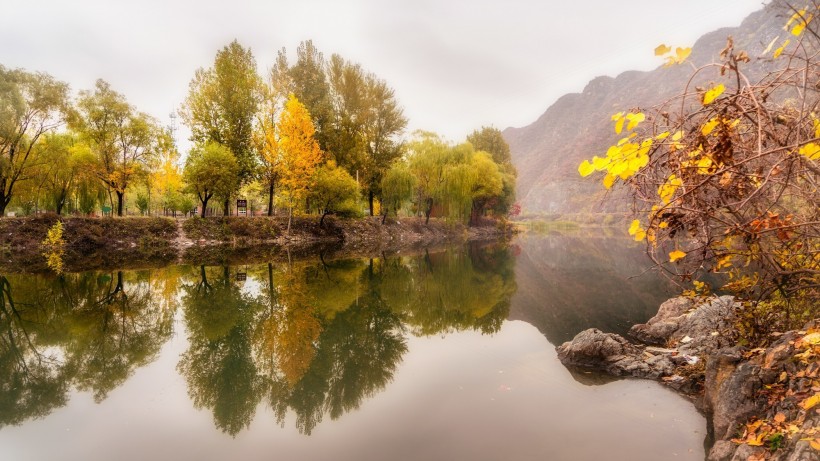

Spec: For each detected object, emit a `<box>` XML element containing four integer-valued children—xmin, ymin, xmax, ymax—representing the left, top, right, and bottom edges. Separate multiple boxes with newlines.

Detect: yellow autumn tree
<box><xmin>254</xmin><ymin>107</ymin><xmax>281</xmax><ymax>216</ymax></box>
<box><xmin>277</xmin><ymin>94</ymin><xmax>324</xmax><ymax>232</ymax></box>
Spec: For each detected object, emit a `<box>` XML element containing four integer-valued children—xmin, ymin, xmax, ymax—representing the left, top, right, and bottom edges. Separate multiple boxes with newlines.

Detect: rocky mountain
<box><xmin>504</xmin><ymin>5</ymin><xmax>782</xmax><ymax>215</ymax></box>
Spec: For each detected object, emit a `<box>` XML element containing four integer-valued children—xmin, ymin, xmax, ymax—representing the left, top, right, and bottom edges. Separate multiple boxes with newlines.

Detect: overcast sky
<box><xmin>1</xmin><ymin>0</ymin><xmax>764</xmax><ymax>150</ymax></box>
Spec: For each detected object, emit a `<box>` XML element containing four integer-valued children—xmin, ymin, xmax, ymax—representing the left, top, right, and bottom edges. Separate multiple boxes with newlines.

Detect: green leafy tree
<box><xmin>0</xmin><ymin>66</ymin><xmax>70</xmax><ymax>216</ymax></box>
<box><xmin>183</xmin><ymin>142</ymin><xmax>239</xmax><ymax>217</ymax></box>
<box><xmin>74</xmin><ymin>80</ymin><xmax>159</xmax><ymax>216</ymax></box>
<box><xmin>407</xmin><ymin>131</ymin><xmax>451</xmax><ymax>224</ymax></box>
<box><xmin>178</xmin><ymin>266</ymin><xmax>266</xmax><ymax>436</ymax></box>
<box><xmin>467</xmin><ymin>126</ymin><xmax>517</xmax><ymax>215</ymax></box>
<box><xmin>286</xmin><ymin>41</ymin><xmax>334</xmax><ymax>152</ymax></box>
<box><xmin>35</xmin><ymin>134</ymin><xmax>94</xmax><ymax>214</ymax></box>
<box><xmin>181</xmin><ymin>40</ymin><xmax>262</xmax><ymax>214</ymax></box>
<box><xmin>308</xmin><ymin>160</ymin><xmax>360</xmax><ymax>226</ymax></box>
<box><xmin>380</xmin><ymin>162</ymin><xmax>416</xmax><ymax>223</ymax></box>
<box><xmin>325</xmin><ymin>54</ymin><xmax>407</xmax><ymax>216</ymax></box>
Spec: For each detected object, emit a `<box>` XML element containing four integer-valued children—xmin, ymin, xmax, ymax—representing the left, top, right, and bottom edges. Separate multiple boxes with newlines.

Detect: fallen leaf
<box><xmin>802</xmin><ymin>393</ymin><xmax>820</xmax><ymax>410</ymax></box>
<box><xmin>669</xmin><ymin>249</ymin><xmax>687</xmax><ymax>262</ymax></box>
<box><xmin>774</xmin><ymin>412</ymin><xmax>786</xmax><ymax>423</ymax></box>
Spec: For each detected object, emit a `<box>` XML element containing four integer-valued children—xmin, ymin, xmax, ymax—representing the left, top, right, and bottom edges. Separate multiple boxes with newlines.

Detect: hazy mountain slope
<box><xmin>504</xmin><ymin>6</ymin><xmax>781</xmax><ymax>214</ymax></box>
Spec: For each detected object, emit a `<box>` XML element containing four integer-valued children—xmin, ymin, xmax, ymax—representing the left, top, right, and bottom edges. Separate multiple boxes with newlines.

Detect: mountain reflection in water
<box><xmin>0</xmin><ymin>236</ymin><xmax>705</xmax><ymax>461</ymax></box>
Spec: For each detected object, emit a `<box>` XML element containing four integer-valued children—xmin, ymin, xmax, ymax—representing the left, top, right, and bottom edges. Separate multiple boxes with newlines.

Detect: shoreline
<box><xmin>0</xmin><ymin>214</ymin><xmax>515</xmax><ymax>273</ymax></box>
<box><xmin>556</xmin><ymin>296</ymin><xmax>820</xmax><ymax>461</ymax></box>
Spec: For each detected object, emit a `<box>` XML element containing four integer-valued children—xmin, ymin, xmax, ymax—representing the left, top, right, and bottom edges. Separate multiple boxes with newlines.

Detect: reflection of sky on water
<box><xmin>0</xmin><ymin>237</ymin><xmax>704</xmax><ymax>460</ymax></box>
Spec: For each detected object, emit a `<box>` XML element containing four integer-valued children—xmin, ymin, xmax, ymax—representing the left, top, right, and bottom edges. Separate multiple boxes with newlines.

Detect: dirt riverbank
<box><xmin>0</xmin><ymin>214</ymin><xmax>515</xmax><ymax>273</ymax></box>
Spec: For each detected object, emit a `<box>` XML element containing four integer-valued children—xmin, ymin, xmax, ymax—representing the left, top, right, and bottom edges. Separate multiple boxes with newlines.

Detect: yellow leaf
<box><xmin>761</xmin><ymin>36</ymin><xmax>779</xmax><ymax>55</ymax></box>
<box><xmin>675</xmin><ymin>47</ymin><xmax>692</xmax><ymax>63</ymax></box>
<box><xmin>799</xmin><ymin>142</ymin><xmax>820</xmax><ymax>160</ymax></box>
<box><xmin>655</xmin><ymin>131</ymin><xmax>670</xmax><ymax>140</ymax></box>
<box><xmin>592</xmin><ymin>156</ymin><xmax>609</xmax><ymax>170</ymax></box>
<box><xmin>696</xmin><ymin>156</ymin><xmax>714</xmax><ymax>174</ymax></box>
<box><xmin>703</xmin><ymin>84</ymin><xmax>726</xmax><ymax>105</ymax></box>
<box><xmin>611</xmin><ymin>112</ymin><xmax>624</xmax><ymax>122</ymax></box>
<box><xmin>802</xmin><ymin>393</ymin><xmax>820</xmax><ymax>410</ymax></box>
<box><xmin>615</xmin><ymin>117</ymin><xmax>626</xmax><ymax>134</ymax></box>
<box><xmin>672</xmin><ymin>130</ymin><xmax>684</xmax><ymax>141</ymax></box>
<box><xmin>659</xmin><ymin>221</ymin><xmax>669</xmax><ymax>229</ymax></box>
<box><xmin>702</xmin><ymin>118</ymin><xmax>719</xmax><ymax>136</ymax></box>
<box><xmin>658</xmin><ymin>174</ymin><xmax>682</xmax><ymax>204</ymax></box>
<box><xmin>579</xmin><ymin>160</ymin><xmax>595</xmax><ymax>177</ymax></box>
<box><xmin>774</xmin><ymin>39</ymin><xmax>790</xmax><ymax>58</ymax></box>
<box><xmin>626</xmin><ymin>112</ymin><xmax>646</xmax><ymax>131</ymax></box>
<box><xmin>803</xmin><ymin>332</ymin><xmax>820</xmax><ymax>345</ymax></box>
<box><xmin>655</xmin><ymin>44</ymin><xmax>671</xmax><ymax>56</ymax></box>
<box><xmin>810</xmin><ymin>438</ymin><xmax>820</xmax><ymax>451</ymax></box>
<box><xmin>602</xmin><ymin>173</ymin><xmax>616</xmax><ymax>189</ymax></box>
<box><xmin>669</xmin><ymin>250</ymin><xmax>687</xmax><ymax>262</ymax></box>
<box><xmin>628</xmin><ymin>220</ymin><xmax>647</xmax><ymax>242</ymax></box>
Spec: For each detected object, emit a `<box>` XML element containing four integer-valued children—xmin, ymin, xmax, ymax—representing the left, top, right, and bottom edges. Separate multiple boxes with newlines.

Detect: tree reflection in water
<box><xmin>178</xmin><ymin>242</ymin><xmax>515</xmax><ymax>435</ymax></box>
<box><xmin>0</xmin><ymin>270</ymin><xmax>173</xmax><ymax>426</ymax></box>
<box><xmin>0</xmin><ymin>242</ymin><xmax>516</xmax><ymax>436</ymax></box>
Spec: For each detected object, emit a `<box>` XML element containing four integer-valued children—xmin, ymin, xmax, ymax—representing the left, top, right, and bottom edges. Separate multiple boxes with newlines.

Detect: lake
<box><xmin>0</xmin><ymin>234</ymin><xmax>705</xmax><ymax>461</ymax></box>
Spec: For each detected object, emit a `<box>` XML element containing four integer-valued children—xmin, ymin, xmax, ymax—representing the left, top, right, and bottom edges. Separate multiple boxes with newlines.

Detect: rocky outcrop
<box><xmin>559</xmin><ymin>296</ymin><xmax>739</xmax><ymax>393</ymax></box>
<box><xmin>555</xmin><ymin>328</ymin><xmax>675</xmax><ymax>379</ymax></box>
<box><xmin>556</xmin><ymin>296</ymin><xmax>820</xmax><ymax>461</ymax></box>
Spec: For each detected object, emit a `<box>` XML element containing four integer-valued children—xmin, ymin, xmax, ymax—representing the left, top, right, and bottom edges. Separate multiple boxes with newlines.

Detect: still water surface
<box><xmin>0</xmin><ymin>235</ymin><xmax>704</xmax><ymax>460</ymax></box>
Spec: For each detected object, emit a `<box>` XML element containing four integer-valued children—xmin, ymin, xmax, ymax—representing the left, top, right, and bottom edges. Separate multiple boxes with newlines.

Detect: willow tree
<box><xmin>33</xmin><ymin>133</ymin><xmax>95</xmax><ymax>215</ymax></box>
<box><xmin>0</xmin><ymin>66</ymin><xmax>70</xmax><ymax>216</ymax></box>
<box><xmin>181</xmin><ymin>40</ymin><xmax>262</xmax><ymax>214</ymax></box>
<box><xmin>380</xmin><ymin>162</ymin><xmax>416</xmax><ymax>223</ymax></box>
<box><xmin>278</xmin><ymin>94</ymin><xmax>324</xmax><ymax>232</ymax></box>
<box><xmin>407</xmin><ymin>131</ymin><xmax>451</xmax><ymax>224</ymax></box>
<box><xmin>74</xmin><ymin>80</ymin><xmax>159</xmax><ymax>216</ymax></box>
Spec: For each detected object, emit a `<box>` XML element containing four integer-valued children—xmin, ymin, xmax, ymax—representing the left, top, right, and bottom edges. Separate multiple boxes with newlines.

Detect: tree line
<box><xmin>0</xmin><ymin>40</ymin><xmax>516</xmax><ymax>225</ymax></box>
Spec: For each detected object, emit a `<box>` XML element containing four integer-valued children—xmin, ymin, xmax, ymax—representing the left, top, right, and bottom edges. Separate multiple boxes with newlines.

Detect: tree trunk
<box><xmin>287</xmin><ymin>206</ymin><xmax>293</xmax><ymax>234</ymax></box>
<box><xmin>56</xmin><ymin>189</ymin><xmax>67</xmax><ymax>215</ymax></box>
<box><xmin>425</xmin><ymin>197</ymin><xmax>433</xmax><ymax>225</ymax></box>
<box><xmin>200</xmin><ymin>196</ymin><xmax>210</xmax><ymax>218</ymax></box>
<box><xmin>320</xmin><ymin>211</ymin><xmax>329</xmax><ymax>227</ymax></box>
<box><xmin>116</xmin><ymin>191</ymin><xmax>124</xmax><ymax>216</ymax></box>
<box><xmin>368</xmin><ymin>189</ymin><xmax>375</xmax><ymax>216</ymax></box>
<box><xmin>381</xmin><ymin>208</ymin><xmax>388</xmax><ymax>224</ymax></box>
<box><xmin>267</xmin><ymin>181</ymin><xmax>274</xmax><ymax>217</ymax></box>
<box><xmin>0</xmin><ymin>193</ymin><xmax>9</xmax><ymax>217</ymax></box>
<box><xmin>223</xmin><ymin>198</ymin><xmax>230</xmax><ymax>217</ymax></box>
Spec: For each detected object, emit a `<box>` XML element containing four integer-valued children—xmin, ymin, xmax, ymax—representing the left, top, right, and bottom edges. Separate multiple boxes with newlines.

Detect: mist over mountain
<box><xmin>504</xmin><ymin>5</ymin><xmax>782</xmax><ymax>215</ymax></box>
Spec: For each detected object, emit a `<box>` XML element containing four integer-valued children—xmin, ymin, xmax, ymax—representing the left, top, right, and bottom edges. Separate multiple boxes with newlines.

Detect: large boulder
<box><xmin>630</xmin><ymin>295</ymin><xmax>738</xmax><ymax>357</ymax></box>
<box><xmin>556</xmin><ymin>328</ymin><xmax>675</xmax><ymax>379</ymax></box>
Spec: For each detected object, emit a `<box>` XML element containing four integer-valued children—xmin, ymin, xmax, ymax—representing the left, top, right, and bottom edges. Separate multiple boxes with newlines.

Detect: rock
<box><xmin>556</xmin><ymin>328</ymin><xmax>675</xmax><ymax>379</ymax></box>
<box><xmin>630</xmin><ymin>295</ymin><xmax>737</xmax><ymax>358</ymax></box>
<box><xmin>704</xmin><ymin>347</ymin><xmax>764</xmax><ymax>441</ymax></box>
<box><xmin>673</xmin><ymin>296</ymin><xmax>736</xmax><ymax>356</ymax></box>
<box><xmin>707</xmin><ymin>440</ymin><xmax>737</xmax><ymax>461</ymax></box>
<box><xmin>784</xmin><ymin>440</ymin><xmax>820</xmax><ymax>461</ymax></box>
<box><xmin>630</xmin><ymin>297</ymin><xmax>694</xmax><ymax>344</ymax></box>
